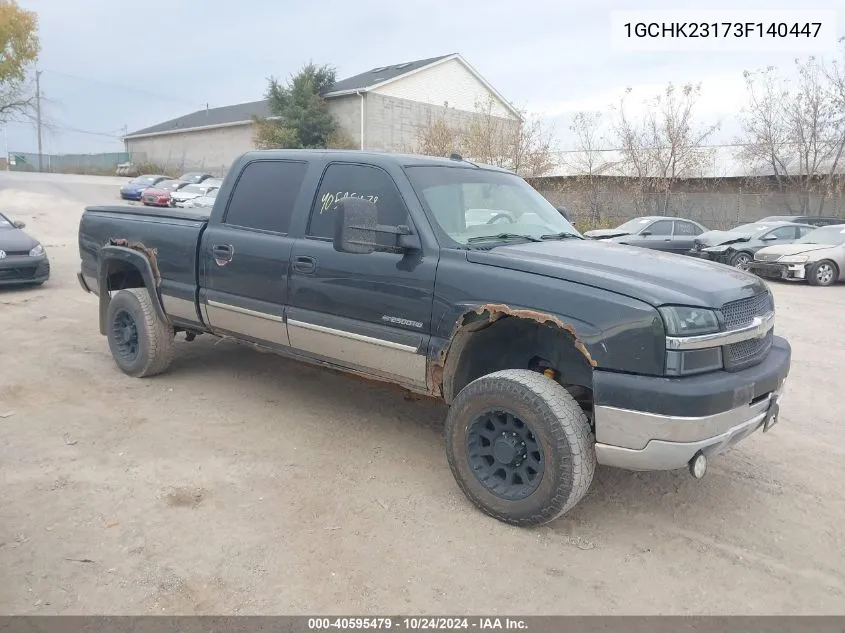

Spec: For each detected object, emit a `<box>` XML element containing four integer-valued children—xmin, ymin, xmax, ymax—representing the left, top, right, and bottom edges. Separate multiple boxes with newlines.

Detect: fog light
<box><xmin>689</xmin><ymin>451</ymin><xmax>707</xmax><ymax>479</ymax></box>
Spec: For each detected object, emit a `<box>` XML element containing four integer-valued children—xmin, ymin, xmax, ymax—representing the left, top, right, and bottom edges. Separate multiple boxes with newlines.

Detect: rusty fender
<box><xmin>108</xmin><ymin>238</ymin><xmax>161</xmax><ymax>286</ymax></box>
<box><xmin>428</xmin><ymin>303</ymin><xmax>598</xmax><ymax>398</ymax></box>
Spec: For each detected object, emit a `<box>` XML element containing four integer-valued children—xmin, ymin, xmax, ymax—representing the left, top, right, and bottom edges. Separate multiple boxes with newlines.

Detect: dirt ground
<box><xmin>0</xmin><ymin>171</ymin><xmax>843</xmax><ymax>615</ymax></box>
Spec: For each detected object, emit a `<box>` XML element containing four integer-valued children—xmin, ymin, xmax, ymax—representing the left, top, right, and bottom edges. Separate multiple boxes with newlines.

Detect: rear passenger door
<box><xmin>671</xmin><ymin>220</ymin><xmax>703</xmax><ymax>254</ymax></box>
<box><xmin>286</xmin><ymin>161</ymin><xmax>437</xmax><ymax>390</ymax></box>
<box><xmin>199</xmin><ymin>159</ymin><xmax>310</xmax><ymax>348</ymax></box>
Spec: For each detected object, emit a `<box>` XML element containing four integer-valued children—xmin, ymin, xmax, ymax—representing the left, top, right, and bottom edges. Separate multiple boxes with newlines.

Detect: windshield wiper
<box><xmin>466</xmin><ymin>233</ymin><xmax>543</xmax><ymax>243</ymax></box>
<box><xmin>539</xmin><ymin>232</ymin><xmax>583</xmax><ymax>241</ymax></box>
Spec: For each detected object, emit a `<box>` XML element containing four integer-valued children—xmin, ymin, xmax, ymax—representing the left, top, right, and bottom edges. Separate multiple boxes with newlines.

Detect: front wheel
<box><xmin>807</xmin><ymin>260</ymin><xmax>839</xmax><ymax>287</ymax></box>
<box><xmin>445</xmin><ymin>369</ymin><xmax>596</xmax><ymax>526</ymax></box>
<box><xmin>730</xmin><ymin>251</ymin><xmax>752</xmax><ymax>270</ymax></box>
<box><xmin>106</xmin><ymin>288</ymin><xmax>175</xmax><ymax>377</ymax></box>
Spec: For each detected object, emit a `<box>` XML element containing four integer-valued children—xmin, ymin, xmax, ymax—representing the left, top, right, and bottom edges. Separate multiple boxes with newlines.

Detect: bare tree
<box><xmin>738</xmin><ymin>43</ymin><xmax>845</xmax><ymax>214</ymax></box>
<box><xmin>563</xmin><ymin>111</ymin><xmax>615</xmax><ymax>222</ymax></box>
<box><xmin>414</xmin><ymin>116</ymin><xmax>460</xmax><ymax>157</ymax></box>
<box><xmin>413</xmin><ymin>95</ymin><xmax>557</xmax><ymax>178</ymax></box>
<box><xmin>612</xmin><ymin>83</ymin><xmax>719</xmax><ymax>216</ymax></box>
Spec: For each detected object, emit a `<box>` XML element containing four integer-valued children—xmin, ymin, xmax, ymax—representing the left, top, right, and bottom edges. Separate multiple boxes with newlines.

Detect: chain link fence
<box><xmin>6</xmin><ymin>151</ymin><xmax>148</xmax><ymax>176</ymax></box>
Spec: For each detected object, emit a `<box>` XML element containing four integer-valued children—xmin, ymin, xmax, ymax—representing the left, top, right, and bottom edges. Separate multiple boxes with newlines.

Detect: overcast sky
<box><xmin>7</xmin><ymin>0</ymin><xmax>844</xmax><ymax>157</ymax></box>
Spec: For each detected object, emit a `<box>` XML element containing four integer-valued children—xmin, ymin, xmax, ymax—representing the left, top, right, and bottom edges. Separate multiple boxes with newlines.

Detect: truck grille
<box><xmin>720</xmin><ymin>292</ymin><xmax>774</xmax><ymax>329</ymax></box>
<box><xmin>720</xmin><ymin>292</ymin><xmax>775</xmax><ymax>371</ymax></box>
<box><xmin>726</xmin><ymin>329</ymin><xmax>773</xmax><ymax>371</ymax></box>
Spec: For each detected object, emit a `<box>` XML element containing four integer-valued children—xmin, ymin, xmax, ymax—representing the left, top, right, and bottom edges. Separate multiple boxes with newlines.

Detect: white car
<box><xmin>183</xmin><ymin>187</ymin><xmax>219</xmax><ymax>209</ymax></box>
<box><xmin>171</xmin><ymin>182</ymin><xmax>220</xmax><ymax>207</ymax></box>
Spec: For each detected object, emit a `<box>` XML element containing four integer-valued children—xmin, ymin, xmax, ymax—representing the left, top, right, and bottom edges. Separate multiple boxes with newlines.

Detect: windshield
<box><xmin>0</xmin><ymin>213</ymin><xmax>11</xmax><ymax>228</ymax></box>
<box><xmin>180</xmin><ymin>173</ymin><xmax>203</xmax><ymax>183</ymax></box>
<box><xmin>181</xmin><ymin>184</ymin><xmax>204</xmax><ymax>194</ymax></box>
<box><xmin>796</xmin><ymin>226</ymin><xmax>845</xmax><ymax>246</ymax></box>
<box><xmin>130</xmin><ymin>175</ymin><xmax>159</xmax><ymax>185</ymax></box>
<box><xmin>405</xmin><ymin>166</ymin><xmax>580</xmax><ymax>245</ymax></box>
<box><xmin>614</xmin><ymin>218</ymin><xmax>655</xmax><ymax>232</ymax></box>
<box><xmin>158</xmin><ymin>180</ymin><xmax>183</xmax><ymax>191</ymax></box>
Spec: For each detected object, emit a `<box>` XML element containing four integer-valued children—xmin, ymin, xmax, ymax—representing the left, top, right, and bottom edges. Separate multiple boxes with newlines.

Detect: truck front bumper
<box><xmin>591</xmin><ymin>336</ymin><xmax>791</xmax><ymax>471</ymax></box>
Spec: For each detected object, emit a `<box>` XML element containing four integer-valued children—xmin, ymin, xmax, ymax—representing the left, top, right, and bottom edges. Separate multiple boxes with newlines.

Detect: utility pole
<box><xmin>35</xmin><ymin>70</ymin><xmax>43</xmax><ymax>172</ymax></box>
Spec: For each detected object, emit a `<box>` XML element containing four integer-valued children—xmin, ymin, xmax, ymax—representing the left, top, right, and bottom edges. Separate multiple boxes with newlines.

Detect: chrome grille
<box><xmin>720</xmin><ymin>293</ymin><xmax>774</xmax><ymax>329</ymax></box>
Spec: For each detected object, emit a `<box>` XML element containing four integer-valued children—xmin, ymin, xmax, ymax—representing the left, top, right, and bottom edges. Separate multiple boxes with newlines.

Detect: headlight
<box><xmin>702</xmin><ymin>245</ymin><xmax>729</xmax><ymax>253</ymax></box>
<box><xmin>778</xmin><ymin>255</ymin><xmax>809</xmax><ymax>263</ymax></box>
<box><xmin>659</xmin><ymin>306</ymin><xmax>720</xmax><ymax>336</ymax></box>
<box><xmin>29</xmin><ymin>244</ymin><xmax>44</xmax><ymax>257</ymax></box>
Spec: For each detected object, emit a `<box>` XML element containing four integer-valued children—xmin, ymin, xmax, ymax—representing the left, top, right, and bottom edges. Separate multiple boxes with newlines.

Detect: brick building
<box><xmin>122</xmin><ymin>53</ymin><xmax>521</xmax><ymax>175</ymax></box>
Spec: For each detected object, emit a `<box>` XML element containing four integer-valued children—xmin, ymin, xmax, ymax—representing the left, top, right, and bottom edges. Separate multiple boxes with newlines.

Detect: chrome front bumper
<box><xmin>593</xmin><ymin>382</ymin><xmax>785</xmax><ymax>471</ymax></box>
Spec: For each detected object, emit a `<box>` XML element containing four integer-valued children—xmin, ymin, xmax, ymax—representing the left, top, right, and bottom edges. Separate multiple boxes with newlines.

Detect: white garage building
<box><xmin>122</xmin><ymin>53</ymin><xmax>521</xmax><ymax>175</ymax></box>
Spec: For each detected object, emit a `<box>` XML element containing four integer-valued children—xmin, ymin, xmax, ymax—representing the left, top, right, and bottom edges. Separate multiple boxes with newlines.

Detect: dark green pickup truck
<box><xmin>77</xmin><ymin>150</ymin><xmax>791</xmax><ymax>525</ymax></box>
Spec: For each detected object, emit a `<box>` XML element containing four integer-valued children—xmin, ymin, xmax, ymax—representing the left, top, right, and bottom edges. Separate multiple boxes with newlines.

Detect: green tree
<box><xmin>253</xmin><ymin>62</ymin><xmax>341</xmax><ymax>149</ymax></box>
<box><xmin>0</xmin><ymin>0</ymin><xmax>40</xmax><ymax>122</ymax></box>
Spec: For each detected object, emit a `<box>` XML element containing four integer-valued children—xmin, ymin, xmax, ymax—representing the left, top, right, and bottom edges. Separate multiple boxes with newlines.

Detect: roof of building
<box><xmin>125</xmin><ymin>53</ymin><xmax>520</xmax><ymax>139</ymax></box>
<box><xmin>324</xmin><ymin>54</ymin><xmax>452</xmax><ymax>96</ymax></box>
<box><xmin>126</xmin><ymin>99</ymin><xmax>273</xmax><ymax>138</ymax></box>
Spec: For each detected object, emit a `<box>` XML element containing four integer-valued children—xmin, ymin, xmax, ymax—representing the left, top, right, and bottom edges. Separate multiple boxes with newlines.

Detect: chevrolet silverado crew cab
<box><xmin>77</xmin><ymin>150</ymin><xmax>791</xmax><ymax>526</ymax></box>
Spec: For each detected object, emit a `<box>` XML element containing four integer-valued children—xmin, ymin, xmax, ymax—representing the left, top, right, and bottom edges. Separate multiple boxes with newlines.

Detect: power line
<box><xmin>40</xmin><ymin>68</ymin><xmax>207</xmax><ymax>110</ymax></box>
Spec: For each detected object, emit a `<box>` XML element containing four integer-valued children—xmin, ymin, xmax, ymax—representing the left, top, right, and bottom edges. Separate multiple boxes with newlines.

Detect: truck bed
<box><xmin>85</xmin><ymin>204</ymin><xmax>211</xmax><ymax>222</ymax></box>
<box><xmin>79</xmin><ymin>205</ymin><xmax>209</xmax><ymax>326</ymax></box>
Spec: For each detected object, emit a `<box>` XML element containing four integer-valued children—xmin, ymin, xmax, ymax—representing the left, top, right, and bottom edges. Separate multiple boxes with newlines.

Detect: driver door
<box><xmin>286</xmin><ymin>161</ymin><xmax>437</xmax><ymax>390</ymax></box>
<box><xmin>633</xmin><ymin>219</ymin><xmax>675</xmax><ymax>251</ymax></box>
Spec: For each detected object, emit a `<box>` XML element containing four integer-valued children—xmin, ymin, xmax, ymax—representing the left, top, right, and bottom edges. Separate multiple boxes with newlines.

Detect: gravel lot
<box><xmin>1</xmin><ymin>171</ymin><xmax>844</xmax><ymax>615</ymax></box>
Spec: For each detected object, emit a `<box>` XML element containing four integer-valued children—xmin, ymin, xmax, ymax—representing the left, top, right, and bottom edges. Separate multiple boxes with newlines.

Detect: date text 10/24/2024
<box><xmin>308</xmin><ymin>617</ymin><xmax>528</xmax><ymax>630</ymax></box>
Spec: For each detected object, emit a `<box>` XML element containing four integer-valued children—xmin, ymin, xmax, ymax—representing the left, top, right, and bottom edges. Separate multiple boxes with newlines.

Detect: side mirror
<box><xmin>13</xmin><ymin>220</ymin><xmax>25</xmax><ymax>229</ymax></box>
<box><xmin>640</xmin><ymin>230</ymin><xmax>652</xmax><ymax>237</ymax></box>
<box><xmin>333</xmin><ymin>197</ymin><xmax>419</xmax><ymax>254</ymax></box>
<box><xmin>761</xmin><ymin>235</ymin><xmax>778</xmax><ymax>241</ymax></box>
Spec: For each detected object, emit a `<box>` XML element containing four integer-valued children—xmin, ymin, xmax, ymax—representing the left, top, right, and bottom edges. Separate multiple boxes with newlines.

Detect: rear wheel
<box><xmin>106</xmin><ymin>288</ymin><xmax>174</xmax><ymax>377</ymax></box>
<box><xmin>445</xmin><ymin>369</ymin><xmax>596</xmax><ymax>526</ymax></box>
<box><xmin>807</xmin><ymin>260</ymin><xmax>838</xmax><ymax>287</ymax></box>
<box><xmin>730</xmin><ymin>251</ymin><xmax>753</xmax><ymax>270</ymax></box>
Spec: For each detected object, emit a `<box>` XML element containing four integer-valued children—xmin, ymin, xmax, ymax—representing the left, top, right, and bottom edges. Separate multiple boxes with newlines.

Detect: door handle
<box><xmin>664</xmin><ymin>237</ymin><xmax>672</xmax><ymax>241</ymax></box>
<box><xmin>212</xmin><ymin>244</ymin><xmax>234</xmax><ymax>266</ymax></box>
<box><xmin>293</xmin><ymin>255</ymin><xmax>316</xmax><ymax>274</ymax></box>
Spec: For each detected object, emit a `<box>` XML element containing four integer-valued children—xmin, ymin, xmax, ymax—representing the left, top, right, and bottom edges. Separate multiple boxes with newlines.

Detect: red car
<box><xmin>141</xmin><ymin>180</ymin><xmax>189</xmax><ymax>207</ymax></box>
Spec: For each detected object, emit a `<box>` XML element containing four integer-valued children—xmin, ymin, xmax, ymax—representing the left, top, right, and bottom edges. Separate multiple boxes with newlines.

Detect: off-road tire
<box><xmin>106</xmin><ymin>288</ymin><xmax>174</xmax><ymax>377</ymax></box>
<box><xmin>730</xmin><ymin>251</ymin><xmax>753</xmax><ymax>270</ymax></box>
<box><xmin>445</xmin><ymin>369</ymin><xmax>596</xmax><ymax>526</ymax></box>
<box><xmin>807</xmin><ymin>259</ymin><xmax>838</xmax><ymax>287</ymax></box>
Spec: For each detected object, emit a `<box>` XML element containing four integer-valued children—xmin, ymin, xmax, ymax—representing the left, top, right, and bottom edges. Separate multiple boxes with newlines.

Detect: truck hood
<box><xmin>465</xmin><ymin>239</ymin><xmax>767</xmax><ymax>308</ymax></box>
<box><xmin>583</xmin><ymin>228</ymin><xmax>630</xmax><ymax>239</ymax></box>
<box><xmin>695</xmin><ymin>230</ymin><xmax>752</xmax><ymax>247</ymax></box>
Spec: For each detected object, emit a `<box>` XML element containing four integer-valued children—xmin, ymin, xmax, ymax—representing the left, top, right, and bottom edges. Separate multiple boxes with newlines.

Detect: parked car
<box><xmin>758</xmin><ymin>215</ymin><xmax>843</xmax><ymax>227</ymax></box>
<box><xmin>119</xmin><ymin>174</ymin><xmax>168</xmax><ymax>201</ymax></box>
<box><xmin>748</xmin><ymin>224</ymin><xmax>845</xmax><ymax>286</ymax></box>
<box><xmin>184</xmin><ymin>187</ymin><xmax>219</xmax><ymax>209</ymax></box>
<box><xmin>584</xmin><ymin>216</ymin><xmax>708</xmax><ymax>255</ymax></box>
<box><xmin>556</xmin><ymin>206</ymin><xmax>571</xmax><ymax>221</ymax></box>
<box><xmin>178</xmin><ymin>172</ymin><xmax>213</xmax><ymax>184</ymax></box>
<box><xmin>77</xmin><ymin>149</ymin><xmax>789</xmax><ymax>527</ymax></box>
<box><xmin>0</xmin><ymin>211</ymin><xmax>50</xmax><ymax>286</ymax></box>
<box><xmin>688</xmin><ymin>221</ymin><xmax>815</xmax><ymax>270</ymax></box>
<box><xmin>170</xmin><ymin>182</ymin><xmax>220</xmax><ymax>207</ymax></box>
<box><xmin>141</xmin><ymin>180</ymin><xmax>189</xmax><ymax>207</ymax></box>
